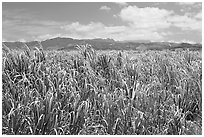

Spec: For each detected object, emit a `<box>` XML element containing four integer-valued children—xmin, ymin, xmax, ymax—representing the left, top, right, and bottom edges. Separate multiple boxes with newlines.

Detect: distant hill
<box><xmin>2</xmin><ymin>37</ymin><xmax>202</xmax><ymax>51</ymax></box>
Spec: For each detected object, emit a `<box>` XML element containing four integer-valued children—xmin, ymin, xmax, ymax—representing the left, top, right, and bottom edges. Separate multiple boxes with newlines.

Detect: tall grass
<box><xmin>2</xmin><ymin>44</ymin><xmax>202</xmax><ymax>135</ymax></box>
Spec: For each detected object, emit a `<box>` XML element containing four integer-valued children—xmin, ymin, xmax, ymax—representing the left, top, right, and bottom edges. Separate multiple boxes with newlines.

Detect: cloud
<box><xmin>180</xmin><ymin>39</ymin><xmax>197</xmax><ymax>44</ymax></box>
<box><xmin>113</xmin><ymin>14</ymin><xmax>118</xmax><ymax>18</ymax></box>
<box><xmin>114</xmin><ymin>2</ymin><xmax>128</xmax><ymax>7</ymax></box>
<box><xmin>62</xmin><ymin>22</ymin><xmax>104</xmax><ymax>33</ymax></box>
<box><xmin>3</xmin><ymin>9</ymin><xmax>33</xmax><ymax>20</ymax></box>
<box><xmin>167</xmin><ymin>15</ymin><xmax>202</xmax><ymax>31</ymax></box>
<box><xmin>119</xmin><ymin>5</ymin><xmax>202</xmax><ymax>31</ymax></box>
<box><xmin>176</xmin><ymin>2</ymin><xmax>202</xmax><ymax>10</ymax></box>
<box><xmin>99</xmin><ymin>6</ymin><xmax>111</xmax><ymax>11</ymax></box>
<box><xmin>3</xmin><ymin>19</ymin><xmax>66</xmax><ymax>41</ymax></box>
<box><xmin>168</xmin><ymin>39</ymin><xmax>197</xmax><ymax>44</ymax></box>
<box><xmin>178</xmin><ymin>2</ymin><xmax>197</xmax><ymax>5</ymax></box>
<box><xmin>61</xmin><ymin>22</ymin><xmax>126</xmax><ymax>40</ymax></box>
<box><xmin>35</xmin><ymin>34</ymin><xmax>61</xmax><ymax>41</ymax></box>
<box><xmin>3</xmin><ymin>18</ymin><xmax>63</xmax><ymax>35</ymax></box>
<box><xmin>119</xmin><ymin>6</ymin><xmax>173</xmax><ymax>30</ymax></box>
<box><xmin>195</xmin><ymin>11</ymin><xmax>202</xmax><ymax>20</ymax></box>
<box><xmin>2</xmin><ymin>9</ymin><xmax>68</xmax><ymax>41</ymax></box>
<box><xmin>61</xmin><ymin>21</ymin><xmax>164</xmax><ymax>41</ymax></box>
<box><xmin>2</xmin><ymin>4</ymin><xmax>202</xmax><ymax>43</ymax></box>
<box><xmin>18</xmin><ymin>39</ymin><xmax>27</xmax><ymax>42</ymax></box>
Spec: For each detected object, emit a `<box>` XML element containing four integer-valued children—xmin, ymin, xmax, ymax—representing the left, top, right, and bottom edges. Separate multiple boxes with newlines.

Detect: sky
<box><xmin>2</xmin><ymin>2</ymin><xmax>202</xmax><ymax>43</ymax></box>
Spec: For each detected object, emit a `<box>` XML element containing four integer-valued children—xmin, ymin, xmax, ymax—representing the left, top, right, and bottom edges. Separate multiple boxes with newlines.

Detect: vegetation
<box><xmin>2</xmin><ymin>44</ymin><xmax>202</xmax><ymax>135</ymax></box>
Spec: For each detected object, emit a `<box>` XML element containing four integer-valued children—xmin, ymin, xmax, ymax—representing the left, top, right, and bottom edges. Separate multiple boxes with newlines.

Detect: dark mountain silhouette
<box><xmin>2</xmin><ymin>37</ymin><xmax>202</xmax><ymax>51</ymax></box>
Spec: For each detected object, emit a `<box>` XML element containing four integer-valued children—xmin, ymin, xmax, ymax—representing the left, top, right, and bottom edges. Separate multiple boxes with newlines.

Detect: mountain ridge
<box><xmin>3</xmin><ymin>37</ymin><xmax>202</xmax><ymax>51</ymax></box>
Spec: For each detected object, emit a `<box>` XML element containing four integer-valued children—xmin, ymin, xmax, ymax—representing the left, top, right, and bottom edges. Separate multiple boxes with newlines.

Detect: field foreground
<box><xmin>2</xmin><ymin>44</ymin><xmax>202</xmax><ymax>135</ymax></box>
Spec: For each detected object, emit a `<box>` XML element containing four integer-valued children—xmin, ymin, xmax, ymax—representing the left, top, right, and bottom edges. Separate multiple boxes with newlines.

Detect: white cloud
<box><xmin>113</xmin><ymin>14</ymin><xmax>118</xmax><ymax>18</ymax></box>
<box><xmin>195</xmin><ymin>12</ymin><xmax>202</xmax><ymax>20</ymax></box>
<box><xmin>114</xmin><ymin>2</ymin><xmax>128</xmax><ymax>7</ymax></box>
<box><xmin>167</xmin><ymin>15</ymin><xmax>202</xmax><ymax>31</ymax></box>
<box><xmin>168</xmin><ymin>39</ymin><xmax>197</xmax><ymax>44</ymax></box>
<box><xmin>178</xmin><ymin>2</ymin><xmax>196</xmax><ymax>5</ymax></box>
<box><xmin>119</xmin><ymin>5</ymin><xmax>202</xmax><ymax>31</ymax></box>
<box><xmin>119</xmin><ymin>6</ymin><xmax>173</xmax><ymax>30</ymax></box>
<box><xmin>18</xmin><ymin>39</ymin><xmax>27</xmax><ymax>42</ymax></box>
<box><xmin>62</xmin><ymin>22</ymin><xmax>104</xmax><ymax>33</ymax></box>
<box><xmin>177</xmin><ymin>2</ymin><xmax>202</xmax><ymax>11</ymax></box>
<box><xmin>104</xmin><ymin>26</ymin><xmax>126</xmax><ymax>34</ymax></box>
<box><xmin>2</xmin><ymin>38</ymin><xmax>7</xmax><ymax>42</ymax></box>
<box><xmin>3</xmin><ymin>4</ymin><xmax>202</xmax><ymax>43</ymax></box>
<box><xmin>62</xmin><ymin>22</ymin><xmax>125</xmax><ymax>40</ymax></box>
<box><xmin>61</xmin><ymin>21</ymin><xmax>165</xmax><ymax>41</ymax></box>
<box><xmin>36</xmin><ymin>34</ymin><xmax>60</xmax><ymax>41</ymax></box>
<box><xmin>180</xmin><ymin>39</ymin><xmax>197</xmax><ymax>44</ymax></box>
<box><xmin>99</xmin><ymin>6</ymin><xmax>111</xmax><ymax>11</ymax></box>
